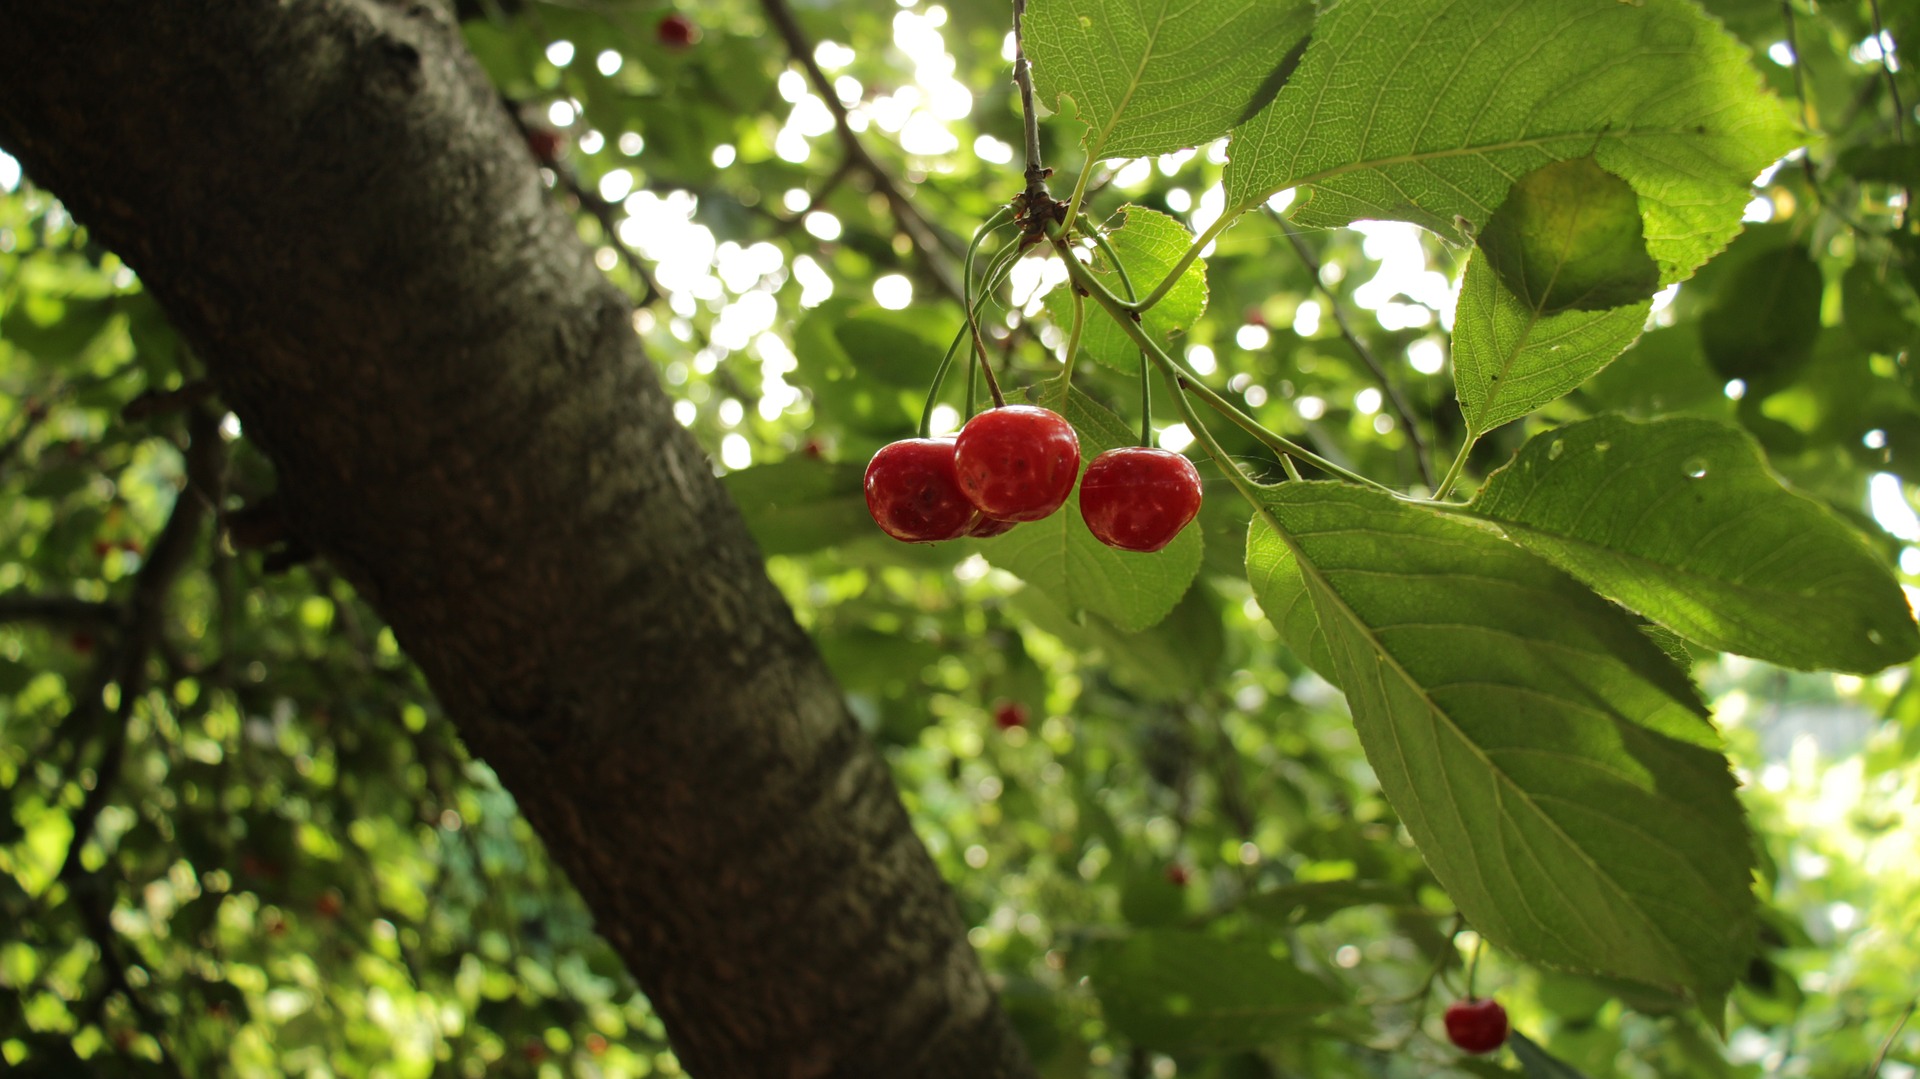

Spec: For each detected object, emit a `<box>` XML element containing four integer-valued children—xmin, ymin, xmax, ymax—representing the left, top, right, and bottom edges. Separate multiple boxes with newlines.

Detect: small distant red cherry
<box><xmin>953</xmin><ymin>406</ymin><xmax>1080</xmax><ymax>523</ymax></box>
<box><xmin>524</xmin><ymin>127</ymin><xmax>566</xmax><ymax>165</ymax></box>
<box><xmin>657</xmin><ymin>12</ymin><xmax>700</xmax><ymax>49</ymax></box>
<box><xmin>992</xmin><ymin>701</ymin><xmax>1029</xmax><ymax>730</ymax></box>
<box><xmin>314</xmin><ymin>891</ymin><xmax>343</xmax><ymax>919</ymax></box>
<box><xmin>801</xmin><ymin>438</ymin><xmax>825</xmax><ymax>459</ymax></box>
<box><xmin>585</xmin><ymin>1034</ymin><xmax>609</xmax><ymax>1055</ymax></box>
<box><xmin>1079</xmin><ymin>447</ymin><xmax>1202</xmax><ymax>553</ymax></box>
<box><xmin>92</xmin><ymin>539</ymin><xmax>114</xmax><ymax>560</ymax></box>
<box><xmin>70</xmin><ymin>631</ymin><xmax>95</xmax><ymax>655</ymax></box>
<box><xmin>865</xmin><ymin>438</ymin><xmax>975</xmax><ymax>543</ymax></box>
<box><xmin>522</xmin><ymin>1041</ymin><xmax>549</xmax><ymax>1063</ymax></box>
<box><xmin>1444</xmin><ymin>998</ymin><xmax>1509</xmax><ymax>1055</ymax></box>
<box><xmin>1165</xmin><ymin>864</ymin><xmax>1191</xmax><ymax>886</ymax></box>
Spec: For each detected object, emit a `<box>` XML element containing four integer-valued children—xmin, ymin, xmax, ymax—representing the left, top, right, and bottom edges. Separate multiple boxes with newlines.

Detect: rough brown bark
<box><xmin>0</xmin><ymin>3</ymin><xmax>1034</xmax><ymax>1076</ymax></box>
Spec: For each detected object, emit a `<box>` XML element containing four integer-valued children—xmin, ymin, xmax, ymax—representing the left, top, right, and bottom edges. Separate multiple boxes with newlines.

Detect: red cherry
<box><xmin>585</xmin><ymin>1033</ymin><xmax>609</xmax><ymax>1055</ymax></box>
<box><xmin>801</xmin><ymin>438</ymin><xmax>825</xmax><ymax>459</ymax></box>
<box><xmin>953</xmin><ymin>406</ymin><xmax>1080</xmax><ymax>523</ymax></box>
<box><xmin>992</xmin><ymin>701</ymin><xmax>1028</xmax><ymax>730</ymax></box>
<box><xmin>524</xmin><ymin>127</ymin><xmax>565</xmax><ymax>165</ymax></box>
<box><xmin>1164</xmin><ymin>864</ymin><xmax>1191</xmax><ymax>886</ymax></box>
<box><xmin>656</xmin><ymin>12</ymin><xmax>700</xmax><ymax>49</ymax></box>
<box><xmin>522</xmin><ymin>1042</ymin><xmax>549</xmax><ymax>1063</ymax></box>
<box><xmin>1078</xmin><ymin>447</ymin><xmax>1202</xmax><ymax>553</ymax></box>
<box><xmin>314</xmin><ymin>891</ymin><xmax>343</xmax><ymax>919</ymax></box>
<box><xmin>864</xmin><ymin>438</ymin><xmax>975</xmax><ymax>543</ymax></box>
<box><xmin>92</xmin><ymin>539</ymin><xmax>115</xmax><ymax>560</ymax></box>
<box><xmin>1444</xmin><ymin>998</ymin><xmax>1509</xmax><ymax>1055</ymax></box>
<box><xmin>69</xmin><ymin>631</ymin><xmax>95</xmax><ymax>655</ymax></box>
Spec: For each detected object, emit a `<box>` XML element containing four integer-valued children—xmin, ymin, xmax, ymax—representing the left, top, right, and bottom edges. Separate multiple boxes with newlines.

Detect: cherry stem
<box><xmin>1081</xmin><ymin>214</ymin><xmax>1153</xmax><ymax>447</ymax></box>
<box><xmin>1060</xmin><ymin>287</ymin><xmax>1086</xmax><ymax>387</ymax></box>
<box><xmin>919</xmin><ymin>227</ymin><xmax>1022</xmax><ymax>437</ymax></box>
<box><xmin>963</xmin><ymin>208</ymin><xmax>1017</xmax><ymax>413</ymax></box>
<box><xmin>1464</xmin><ymin>936</ymin><xmax>1484</xmax><ymax>1000</ymax></box>
<box><xmin>1055</xmin><ymin>235</ymin><xmax>1396</xmax><ymax>494</ymax></box>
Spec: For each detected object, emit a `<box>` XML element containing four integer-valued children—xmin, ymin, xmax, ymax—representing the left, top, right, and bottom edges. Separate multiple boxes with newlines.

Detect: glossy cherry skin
<box><xmin>953</xmin><ymin>406</ymin><xmax>1081</xmax><ymax>523</ymax></box>
<box><xmin>1078</xmin><ymin>447</ymin><xmax>1203</xmax><ymax>553</ymax></box>
<box><xmin>1443</xmin><ymin>998</ymin><xmax>1509</xmax><ymax>1055</ymax></box>
<box><xmin>864</xmin><ymin>438</ymin><xmax>976</xmax><ymax>543</ymax></box>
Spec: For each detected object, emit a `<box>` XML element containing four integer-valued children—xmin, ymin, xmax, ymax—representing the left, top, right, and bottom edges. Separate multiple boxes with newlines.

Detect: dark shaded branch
<box><xmin>1268</xmin><ymin>207</ymin><xmax>1436</xmax><ymax>488</ymax></box>
<box><xmin>59</xmin><ymin>410</ymin><xmax>222</xmax><ymax>883</ymax></box>
<box><xmin>0</xmin><ymin>593</ymin><xmax>119</xmax><ymax>628</ymax></box>
<box><xmin>758</xmin><ymin>0</ymin><xmax>966</xmax><ymax>304</ymax></box>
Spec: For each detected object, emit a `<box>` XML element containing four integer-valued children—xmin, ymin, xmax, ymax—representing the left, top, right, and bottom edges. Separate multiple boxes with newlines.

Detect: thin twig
<box><xmin>1013</xmin><ymin>0</ymin><xmax>1046</xmax><ymax>204</ymax></box>
<box><xmin>1779</xmin><ymin>3</ymin><xmax>1872</xmax><ymax>233</ymax></box>
<box><xmin>1269</xmin><ymin>209</ymin><xmax>1435</xmax><ymax>487</ymax></box>
<box><xmin>1865</xmin><ymin>0</ymin><xmax>1911</xmax><ymax>225</ymax></box>
<box><xmin>758</xmin><ymin>0</ymin><xmax>967</xmax><ymax>304</ymax></box>
<box><xmin>1867</xmin><ymin>997</ymin><xmax>1916</xmax><ymax>1079</ymax></box>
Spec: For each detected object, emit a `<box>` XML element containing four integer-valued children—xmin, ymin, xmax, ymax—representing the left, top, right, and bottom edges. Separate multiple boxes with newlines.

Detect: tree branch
<box><xmin>757</xmin><ymin>0</ymin><xmax>967</xmax><ymax>304</ymax></box>
<box><xmin>59</xmin><ymin>409</ymin><xmax>223</xmax><ymax>883</ymax></box>
<box><xmin>1268</xmin><ymin>208</ymin><xmax>1436</xmax><ymax>488</ymax></box>
<box><xmin>0</xmin><ymin>593</ymin><xmax>119</xmax><ymax>628</ymax></box>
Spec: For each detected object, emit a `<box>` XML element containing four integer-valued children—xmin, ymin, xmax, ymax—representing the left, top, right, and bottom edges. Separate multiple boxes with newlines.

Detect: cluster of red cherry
<box><xmin>863</xmin><ymin>404</ymin><xmax>1203</xmax><ymax>552</ymax></box>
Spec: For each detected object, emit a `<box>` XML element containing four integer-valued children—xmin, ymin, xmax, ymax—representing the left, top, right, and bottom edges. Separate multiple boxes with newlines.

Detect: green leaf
<box><xmin>1047</xmin><ymin>206</ymin><xmax>1208</xmax><ymax>372</ymax></box>
<box><xmin>1244</xmin><ymin>520</ymin><xmax>1337</xmax><ymax>685</ymax></box>
<box><xmin>834</xmin><ymin>305</ymin><xmax>964</xmax><ymax>389</ymax></box>
<box><xmin>1026</xmin><ymin>0</ymin><xmax>1315</xmax><ymax>162</ymax></box>
<box><xmin>1841</xmin><ymin>262</ymin><xmax>1918</xmax><ymax>356</ymax></box>
<box><xmin>721</xmin><ymin>457</ymin><xmax>872</xmax><ymax>556</ymax></box>
<box><xmin>1699</xmin><ymin>244</ymin><xmax>1823</xmax><ymax>384</ymax></box>
<box><xmin>1086</xmin><ymin>930</ymin><xmax>1344</xmax><ymax>1052</ymax></box>
<box><xmin>1469</xmin><ymin>414</ymin><xmax>1920</xmax><ymax>672</ymax></box>
<box><xmin>1476</xmin><ymin>158</ymin><xmax>1661</xmax><ymax>314</ymax></box>
<box><xmin>1247</xmin><ymin>482</ymin><xmax>1754</xmax><ymax>1007</ymax></box>
<box><xmin>1240</xmin><ymin>879</ymin><xmax>1411</xmax><ymax>926</ymax></box>
<box><xmin>1452</xmin><ymin>249</ymin><xmax>1650</xmax><ymax>438</ymax></box>
<box><xmin>1510</xmin><ymin>1032</ymin><xmax>1595</xmax><ymax>1079</ymax></box>
<box><xmin>1226</xmin><ymin>0</ymin><xmax>1798</xmax><ymax>283</ymax></box>
<box><xmin>1837</xmin><ymin>143</ymin><xmax>1920</xmax><ymax>185</ymax></box>
<box><xmin>978</xmin><ymin>386</ymin><xmax>1202</xmax><ymax>632</ymax></box>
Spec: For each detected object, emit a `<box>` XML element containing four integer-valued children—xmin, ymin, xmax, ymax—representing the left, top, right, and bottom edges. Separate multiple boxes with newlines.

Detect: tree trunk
<box><xmin>0</xmin><ymin>3</ymin><xmax>1034</xmax><ymax>1076</ymax></box>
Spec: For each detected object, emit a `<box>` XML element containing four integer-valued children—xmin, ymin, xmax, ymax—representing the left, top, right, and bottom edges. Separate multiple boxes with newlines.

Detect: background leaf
<box><xmin>1699</xmin><ymin>245</ymin><xmax>1823</xmax><ymax>385</ymax></box>
<box><xmin>1086</xmin><ymin>930</ymin><xmax>1345</xmax><ymax>1052</ymax></box>
<box><xmin>1469</xmin><ymin>414</ymin><xmax>1920</xmax><ymax>672</ymax></box>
